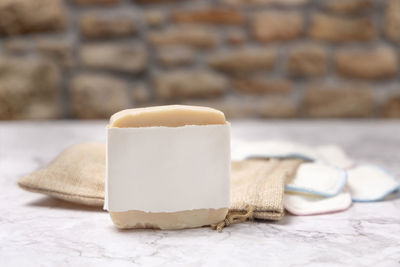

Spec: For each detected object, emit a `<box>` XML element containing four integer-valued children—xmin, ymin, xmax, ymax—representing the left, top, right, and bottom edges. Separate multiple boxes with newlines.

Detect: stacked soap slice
<box><xmin>232</xmin><ymin>140</ymin><xmax>400</xmax><ymax>216</ymax></box>
<box><xmin>284</xmin><ymin>161</ymin><xmax>352</xmax><ymax>215</ymax></box>
<box><xmin>347</xmin><ymin>165</ymin><xmax>400</xmax><ymax>202</ymax></box>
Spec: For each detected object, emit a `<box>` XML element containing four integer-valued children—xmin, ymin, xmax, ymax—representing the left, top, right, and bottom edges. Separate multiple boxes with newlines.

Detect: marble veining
<box><xmin>0</xmin><ymin>120</ymin><xmax>399</xmax><ymax>267</ymax></box>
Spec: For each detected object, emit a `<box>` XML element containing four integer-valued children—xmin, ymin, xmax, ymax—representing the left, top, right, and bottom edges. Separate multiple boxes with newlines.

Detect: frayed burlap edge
<box><xmin>18</xmin><ymin>182</ymin><xmax>104</xmax><ymax>207</ymax></box>
<box><xmin>211</xmin><ymin>159</ymin><xmax>302</xmax><ymax>232</ymax></box>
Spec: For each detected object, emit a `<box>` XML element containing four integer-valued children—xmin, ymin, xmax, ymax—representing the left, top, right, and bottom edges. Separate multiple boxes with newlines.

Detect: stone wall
<box><xmin>0</xmin><ymin>0</ymin><xmax>400</xmax><ymax>120</ymax></box>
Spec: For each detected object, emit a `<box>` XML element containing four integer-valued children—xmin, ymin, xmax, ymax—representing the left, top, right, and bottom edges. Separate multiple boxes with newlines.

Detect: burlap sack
<box><xmin>18</xmin><ymin>143</ymin><xmax>105</xmax><ymax>206</ymax></box>
<box><xmin>18</xmin><ymin>143</ymin><xmax>302</xmax><ymax>229</ymax></box>
<box><xmin>210</xmin><ymin>159</ymin><xmax>301</xmax><ymax>231</ymax></box>
<box><xmin>231</xmin><ymin>159</ymin><xmax>302</xmax><ymax>219</ymax></box>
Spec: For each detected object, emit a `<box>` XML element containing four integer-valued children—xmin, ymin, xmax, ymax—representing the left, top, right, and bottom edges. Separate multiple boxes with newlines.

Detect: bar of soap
<box><xmin>110</xmin><ymin>105</ymin><xmax>226</xmax><ymax>128</ymax></box>
<box><xmin>107</xmin><ymin>105</ymin><xmax>230</xmax><ymax>229</ymax></box>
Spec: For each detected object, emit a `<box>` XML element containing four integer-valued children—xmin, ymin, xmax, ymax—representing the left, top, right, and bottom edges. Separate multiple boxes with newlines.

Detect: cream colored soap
<box><xmin>110</xmin><ymin>105</ymin><xmax>226</xmax><ymax>128</ymax></box>
<box><xmin>108</xmin><ymin>105</ymin><xmax>229</xmax><ymax>230</ymax></box>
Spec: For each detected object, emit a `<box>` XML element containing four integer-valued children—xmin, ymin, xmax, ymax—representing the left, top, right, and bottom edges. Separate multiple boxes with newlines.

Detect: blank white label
<box><xmin>105</xmin><ymin>124</ymin><xmax>231</xmax><ymax>212</ymax></box>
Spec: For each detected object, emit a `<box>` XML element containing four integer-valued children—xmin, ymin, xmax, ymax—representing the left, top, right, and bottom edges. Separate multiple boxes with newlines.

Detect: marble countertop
<box><xmin>1</xmin><ymin>120</ymin><xmax>399</xmax><ymax>267</ymax></box>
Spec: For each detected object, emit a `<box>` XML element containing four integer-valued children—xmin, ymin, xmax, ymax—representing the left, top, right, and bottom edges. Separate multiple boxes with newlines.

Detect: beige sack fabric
<box><xmin>211</xmin><ymin>159</ymin><xmax>302</xmax><ymax>231</ymax></box>
<box><xmin>231</xmin><ymin>159</ymin><xmax>302</xmax><ymax>220</ymax></box>
<box><xmin>18</xmin><ymin>143</ymin><xmax>105</xmax><ymax>206</ymax></box>
<box><xmin>18</xmin><ymin>143</ymin><xmax>302</xmax><ymax>228</ymax></box>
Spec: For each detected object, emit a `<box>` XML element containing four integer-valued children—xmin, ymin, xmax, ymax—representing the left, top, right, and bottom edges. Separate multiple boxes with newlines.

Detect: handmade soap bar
<box><xmin>105</xmin><ymin>105</ymin><xmax>230</xmax><ymax>229</ymax></box>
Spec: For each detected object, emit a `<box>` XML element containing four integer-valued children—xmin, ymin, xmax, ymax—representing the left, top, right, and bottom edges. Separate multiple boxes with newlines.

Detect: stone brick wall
<box><xmin>0</xmin><ymin>0</ymin><xmax>400</xmax><ymax>120</ymax></box>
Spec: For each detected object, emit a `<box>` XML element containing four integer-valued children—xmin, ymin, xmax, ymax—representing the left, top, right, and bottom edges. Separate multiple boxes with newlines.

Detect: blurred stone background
<box><xmin>0</xmin><ymin>0</ymin><xmax>399</xmax><ymax>120</ymax></box>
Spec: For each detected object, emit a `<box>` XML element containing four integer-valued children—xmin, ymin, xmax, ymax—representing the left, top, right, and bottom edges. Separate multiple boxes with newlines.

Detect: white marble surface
<box><xmin>0</xmin><ymin>120</ymin><xmax>399</xmax><ymax>267</ymax></box>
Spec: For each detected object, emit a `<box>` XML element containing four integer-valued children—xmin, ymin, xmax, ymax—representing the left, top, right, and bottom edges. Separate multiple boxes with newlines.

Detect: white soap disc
<box><xmin>285</xmin><ymin>162</ymin><xmax>347</xmax><ymax>197</ymax></box>
<box><xmin>315</xmin><ymin>145</ymin><xmax>355</xmax><ymax>169</ymax></box>
<box><xmin>347</xmin><ymin>165</ymin><xmax>400</xmax><ymax>202</ymax></box>
<box><xmin>284</xmin><ymin>190</ymin><xmax>352</xmax><ymax>216</ymax></box>
<box><xmin>231</xmin><ymin>140</ymin><xmax>317</xmax><ymax>161</ymax></box>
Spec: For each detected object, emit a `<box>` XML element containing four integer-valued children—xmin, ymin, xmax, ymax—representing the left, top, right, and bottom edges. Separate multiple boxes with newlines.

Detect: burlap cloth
<box><xmin>18</xmin><ymin>143</ymin><xmax>302</xmax><ymax>230</ymax></box>
<box><xmin>18</xmin><ymin>143</ymin><xmax>105</xmax><ymax>206</ymax></box>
